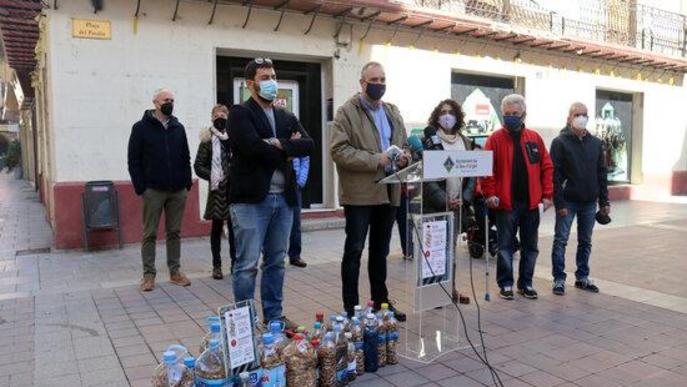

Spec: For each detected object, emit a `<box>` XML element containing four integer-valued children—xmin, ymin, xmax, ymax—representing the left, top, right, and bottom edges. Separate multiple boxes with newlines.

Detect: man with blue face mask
<box><xmin>228</xmin><ymin>58</ymin><xmax>314</xmax><ymax>327</ymax></box>
<box><xmin>482</xmin><ymin>94</ymin><xmax>553</xmax><ymax>301</ymax></box>
<box><xmin>550</xmin><ymin>102</ymin><xmax>610</xmax><ymax>296</ymax></box>
<box><xmin>330</xmin><ymin>62</ymin><xmax>410</xmax><ymax>321</ymax></box>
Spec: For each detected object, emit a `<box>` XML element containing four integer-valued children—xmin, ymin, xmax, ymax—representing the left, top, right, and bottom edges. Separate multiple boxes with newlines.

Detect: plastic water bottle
<box><xmin>270</xmin><ymin>320</ymin><xmax>287</xmax><ymax>356</ymax></box>
<box><xmin>344</xmin><ymin>332</ymin><xmax>357</xmax><ymax>383</ymax></box>
<box><xmin>363</xmin><ymin>313</ymin><xmax>379</xmax><ymax>373</ymax></box>
<box><xmin>312</xmin><ymin>322</ymin><xmax>324</xmax><ymax>341</ymax></box>
<box><xmin>350</xmin><ymin>318</ymin><xmax>365</xmax><ymax>376</ymax></box>
<box><xmin>317</xmin><ymin>332</ymin><xmax>337</xmax><ymax>387</ymax></box>
<box><xmin>183</xmin><ymin>356</ymin><xmax>195</xmax><ymax>380</ymax></box>
<box><xmin>353</xmin><ymin>305</ymin><xmax>363</xmax><ymax>322</ymax></box>
<box><xmin>199</xmin><ymin>320</ymin><xmax>222</xmax><ymax>355</ymax></box>
<box><xmin>376</xmin><ymin>303</ymin><xmax>389</xmax><ymax>367</ymax></box>
<box><xmin>385</xmin><ymin>311</ymin><xmax>400</xmax><ymax>365</ymax></box>
<box><xmin>152</xmin><ymin>345</ymin><xmax>192</xmax><ymax>387</ymax></box>
<box><xmin>334</xmin><ymin>325</ymin><xmax>348</xmax><ymax>385</ymax></box>
<box><xmin>326</xmin><ymin>314</ymin><xmax>337</xmax><ymax>332</ymax></box>
<box><xmin>195</xmin><ymin>339</ymin><xmax>228</xmax><ymax>386</ymax></box>
<box><xmin>261</xmin><ymin>333</ymin><xmax>286</xmax><ymax>387</ymax></box>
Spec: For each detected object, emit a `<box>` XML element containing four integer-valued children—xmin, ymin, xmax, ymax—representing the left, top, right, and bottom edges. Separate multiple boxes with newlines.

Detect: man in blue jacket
<box><xmin>550</xmin><ymin>102</ymin><xmax>610</xmax><ymax>295</ymax></box>
<box><xmin>229</xmin><ymin>59</ymin><xmax>314</xmax><ymax>325</ymax></box>
<box><xmin>288</xmin><ymin>156</ymin><xmax>309</xmax><ymax>268</ymax></box>
<box><xmin>127</xmin><ymin>88</ymin><xmax>193</xmax><ymax>292</ymax></box>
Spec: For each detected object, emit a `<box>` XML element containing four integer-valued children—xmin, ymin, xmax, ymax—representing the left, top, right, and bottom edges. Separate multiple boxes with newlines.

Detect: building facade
<box><xmin>2</xmin><ymin>0</ymin><xmax>687</xmax><ymax>249</ymax></box>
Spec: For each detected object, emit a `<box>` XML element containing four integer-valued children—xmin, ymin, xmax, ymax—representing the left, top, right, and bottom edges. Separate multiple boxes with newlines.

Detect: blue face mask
<box><xmin>503</xmin><ymin>115</ymin><xmax>522</xmax><ymax>131</ymax></box>
<box><xmin>258</xmin><ymin>79</ymin><xmax>278</xmax><ymax>101</ymax></box>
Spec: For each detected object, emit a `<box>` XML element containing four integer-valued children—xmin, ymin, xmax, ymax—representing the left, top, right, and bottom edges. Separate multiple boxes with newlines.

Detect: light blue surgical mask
<box><xmin>258</xmin><ymin>79</ymin><xmax>278</xmax><ymax>101</ymax></box>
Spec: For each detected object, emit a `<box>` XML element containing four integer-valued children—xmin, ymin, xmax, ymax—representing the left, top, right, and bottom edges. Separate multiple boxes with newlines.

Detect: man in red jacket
<box><xmin>483</xmin><ymin>94</ymin><xmax>553</xmax><ymax>300</ymax></box>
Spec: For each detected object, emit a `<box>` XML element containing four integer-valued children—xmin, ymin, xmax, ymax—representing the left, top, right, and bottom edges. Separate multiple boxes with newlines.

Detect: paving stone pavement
<box><xmin>1</xmin><ymin>173</ymin><xmax>687</xmax><ymax>387</ymax></box>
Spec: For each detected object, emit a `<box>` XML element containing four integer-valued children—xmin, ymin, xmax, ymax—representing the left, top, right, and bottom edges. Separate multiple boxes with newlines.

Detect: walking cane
<box><xmin>484</xmin><ymin>205</ymin><xmax>491</xmax><ymax>302</ymax></box>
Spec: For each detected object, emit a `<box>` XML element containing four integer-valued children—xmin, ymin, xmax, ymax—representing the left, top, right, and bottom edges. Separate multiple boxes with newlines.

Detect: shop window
<box><xmin>595</xmin><ymin>90</ymin><xmax>633</xmax><ymax>184</ymax></box>
<box><xmin>451</xmin><ymin>72</ymin><xmax>519</xmax><ymax>147</ymax></box>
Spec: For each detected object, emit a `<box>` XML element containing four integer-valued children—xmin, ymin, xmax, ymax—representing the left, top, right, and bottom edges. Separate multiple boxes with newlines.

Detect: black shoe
<box><xmin>289</xmin><ymin>257</ymin><xmax>307</xmax><ymax>268</ymax></box>
<box><xmin>375</xmin><ymin>301</ymin><xmax>406</xmax><ymax>322</ymax></box>
<box><xmin>575</xmin><ymin>278</ymin><xmax>599</xmax><ymax>293</ymax></box>
<box><xmin>212</xmin><ymin>267</ymin><xmax>223</xmax><ymax>280</ymax></box>
<box><xmin>499</xmin><ymin>287</ymin><xmax>514</xmax><ymax>300</ymax></box>
<box><xmin>552</xmin><ymin>280</ymin><xmax>565</xmax><ymax>296</ymax></box>
<box><xmin>518</xmin><ymin>286</ymin><xmax>538</xmax><ymax>299</ymax></box>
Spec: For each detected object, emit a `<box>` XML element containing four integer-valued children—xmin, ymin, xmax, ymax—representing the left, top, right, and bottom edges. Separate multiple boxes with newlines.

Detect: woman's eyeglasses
<box><xmin>254</xmin><ymin>57</ymin><xmax>273</xmax><ymax>64</ymax></box>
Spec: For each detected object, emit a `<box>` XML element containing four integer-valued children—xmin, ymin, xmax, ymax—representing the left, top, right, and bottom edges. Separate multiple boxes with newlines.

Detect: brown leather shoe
<box><xmin>289</xmin><ymin>257</ymin><xmax>307</xmax><ymax>268</ymax></box>
<box><xmin>170</xmin><ymin>271</ymin><xmax>191</xmax><ymax>287</ymax></box>
<box><xmin>140</xmin><ymin>277</ymin><xmax>155</xmax><ymax>292</ymax></box>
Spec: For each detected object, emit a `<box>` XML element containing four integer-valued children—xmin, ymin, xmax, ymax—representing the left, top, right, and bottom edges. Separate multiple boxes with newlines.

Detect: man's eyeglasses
<box><xmin>254</xmin><ymin>57</ymin><xmax>273</xmax><ymax>65</ymax></box>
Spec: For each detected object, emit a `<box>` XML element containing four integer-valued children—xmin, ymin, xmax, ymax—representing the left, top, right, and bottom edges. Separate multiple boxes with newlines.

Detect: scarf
<box><xmin>438</xmin><ymin>128</ymin><xmax>466</xmax><ymax>200</ymax></box>
<box><xmin>210</xmin><ymin>127</ymin><xmax>228</xmax><ymax>191</ymax></box>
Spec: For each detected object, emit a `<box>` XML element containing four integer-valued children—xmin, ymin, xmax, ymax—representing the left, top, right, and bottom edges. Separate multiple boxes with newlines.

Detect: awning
<box><xmin>0</xmin><ymin>0</ymin><xmax>43</xmax><ymax>98</ymax></box>
<box><xmin>213</xmin><ymin>0</ymin><xmax>687</xmax><ymax>72</ymax></box>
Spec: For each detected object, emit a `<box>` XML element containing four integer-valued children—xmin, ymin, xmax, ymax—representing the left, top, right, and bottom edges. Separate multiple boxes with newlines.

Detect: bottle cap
<box><xmin>293</xmin><ymin>334</ymin><xmax>304</xmax><ymax>340</ymax></box>
<box><xmin>183</xmin><ymin>356</ymin><xmax>195</xmax><ymax>368</ymax></box>
<box><xmin>345</xmin><ymin>332</ymin><xmax>352</xmax><ymax>339</ymax></box>
<box><xmin>367</xmin><ymin>300</ymin><xmax>375</xmax><ymax>307</ymax></box>
<box><xmin>381</xmin><ymin>303</ymin><xmax>389</xmax><ymax>310</ymax></box>
<box><xmin>352</xmin><ymin>317</ymin><xmax>360</xmax><ymax>325</ymax></box>
<box><xmin>354</xmin><ymin>305</ymin><xmax>362</xmax><ymax>311</ymax></box>
<box><xmin>336</xmin><ymin>316</ymin><xmax>344</xmax><ymax>323</ymax></box>
<box><xmin>311</xmin><ymin>338</ymin><xmax>320</xmax><ymax>347</ymax></box>
<box><xmin>163</xmin><ymin>351</ymin><xmax>176</xmax><ymax>364</ymax></box>
<box><xmin>208</xmin><ymin>339</ymin><xmax>219</xmax><ymax>349</ymax></box>
<box><xmin>207</xmin><ymin>316</ymin><xmax>220</xmax><ymax>324</ymax></box>
<box><xmin>239</xmin><ymin>372</ymin><xmax>250</xmax><ymax>380</ymax></box>
<box><xmin>270</xmin><ymin>321</ymin><xmax>283</xmax><ymax>333</ymax></box>
<box><xmin>262</xmin><ymin>332</ymin><xmax>275</xmax><ymax>345</ymax></box>
<box><xmin>329</xmin><ymin>314</ymin><xmax>337</xmax><ymax>321</ymax></box>
<box><xmin>316</xmin><ymin>312</ymin><xmax>324</xmax><ymax>321</ymax></box>
<box><xmin>210</xmin><ymin>322</ymin><xmax>221</xmax><ymax>333</ymax></box>
<box><xmin>366</xmin><ymin>313</ymin><xmax>376</xmax><ymax>320</ymax></box>
<box><xmin>314</xmin><ymin>322</ymin><xmax>322</xmax><ymax>330</ymax></box>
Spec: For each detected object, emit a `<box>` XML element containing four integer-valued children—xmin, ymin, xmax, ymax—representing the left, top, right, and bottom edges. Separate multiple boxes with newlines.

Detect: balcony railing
<box><xmin>409</xmin><ymin>0</ymin><xmax>687</xmax><ymax>58</ymax></box>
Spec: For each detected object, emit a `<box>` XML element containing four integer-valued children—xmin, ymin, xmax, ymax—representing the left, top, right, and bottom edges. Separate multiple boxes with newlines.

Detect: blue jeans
<box><xmin>495</xmin><ymin>201</ymin><xmax>540</xmax><ymax>289</ymax></box>
<box><xmin>288</xmin><ymin>188</ymin><xmax>302</xmax><ymax>260</ymax></box>
<box><xmin>551</xmin><ymin>201</ymin><xmax>596</xmax><ymax>282</ymax></box>
<box><xmin>230</xmin><ymin>194</ymin><xmax>293</xmax><ymax>321</ymax></box>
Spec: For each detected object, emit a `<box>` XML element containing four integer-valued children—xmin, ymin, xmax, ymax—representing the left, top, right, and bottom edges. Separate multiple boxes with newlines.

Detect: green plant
<box><xmin>4</xmin><ymin>139</ymin><xmax>21</xmax><ymax>172</ymax></box>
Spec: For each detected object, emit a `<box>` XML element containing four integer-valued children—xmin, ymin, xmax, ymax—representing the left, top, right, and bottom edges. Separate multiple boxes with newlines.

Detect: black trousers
<box><xmin>341</xmin><ymin>204</ymin><xmax>396</xmax><ymax>313</ymax></box>
<box><xmin>211</xmin><ymin>217</ymin><xmax>236</xmax><ymax>269</ymax></box>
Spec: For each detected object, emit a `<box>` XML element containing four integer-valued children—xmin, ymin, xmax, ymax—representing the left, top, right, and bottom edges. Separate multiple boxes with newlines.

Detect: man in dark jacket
<box><xmin>128</xmin><ymin>88</ymin><xmax>193</xmax><ymax>292</ymax></box>
<box><xmin>483</xmin><ymin>94</ymin><xmax>554</xmax><ymax>301</ymax></box>
<box><xmin>550</xmin><ymin>102</ymin><xmax>610</xmax><ymax>295</ymax></box>
<box><xmin>229</xmin><ymin>59</ymin><xmax>314</xmax><ymax>325</ymax></box>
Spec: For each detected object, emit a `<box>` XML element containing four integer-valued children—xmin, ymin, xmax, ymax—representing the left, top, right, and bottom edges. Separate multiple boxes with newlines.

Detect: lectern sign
<box><xmin>423</xmin><ymin>150</ymin><xmax>493</xmax><ymax>179</ymax></box>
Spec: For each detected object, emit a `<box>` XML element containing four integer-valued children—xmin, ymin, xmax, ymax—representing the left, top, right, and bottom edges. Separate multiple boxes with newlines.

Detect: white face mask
<box><xmin>438</xmin><ymin>113</ymin><xmax>457</xmax><ymax>131</ymax></box>
<box><xmin>572</xmin><ymin>115</ymin><xmax>588</xmax><ymax>130</ymax></box>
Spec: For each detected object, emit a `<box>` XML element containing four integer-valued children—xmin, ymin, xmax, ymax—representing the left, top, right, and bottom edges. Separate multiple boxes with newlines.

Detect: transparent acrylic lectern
<box><xmin>378</xmin><ymin>149</ymin><xmax>493</xmax><ymax>364</ymax></box>
<box><xmin>378</xmin><ymin>161</ymin><xmax>463</xmax><ymax>363</ymax></box>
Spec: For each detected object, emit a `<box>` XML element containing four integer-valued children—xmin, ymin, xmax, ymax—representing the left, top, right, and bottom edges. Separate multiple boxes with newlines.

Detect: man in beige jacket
<box><xmin>331</xmin><ymin>62</ymin><xmax>409</xmax><ymax>321</ymax></box>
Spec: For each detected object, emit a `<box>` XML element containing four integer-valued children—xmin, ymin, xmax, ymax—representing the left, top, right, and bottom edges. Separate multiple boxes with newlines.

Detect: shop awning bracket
<box><xmin>333</xmin><ymin>8</ymin><xmax>352</xmax><ymax>39</ymax></box>
<box><xmin>304</xmin><ymin>4</ymin><xmax>322</xmax><ymax>35</ymax></box>
<box><xmin>512</xmin><ymin>36</ymin><xmax>536</xmax><ymax>45</ymax></box>
<box><xmin>273</xmin><ymin>0</ymin><xmax>290</xmax><ymax>31</ymax></box>
<box><xmin>208</xmin><ymin>0</ymin><xmax>219</xmax><ymax>24</ymax></box>
<box><xmin>385</xmin><ymin>15</ymin><xmax>407</xmax><ymax>44</ymax></box>
<box><xmin>242</xmin><ymin>0</ymin><xmax>254</xmax><ymax>29</ymax></box>
<box><xmin>436</xmin><ymin>22</ymin><xmax>456</xmax><ymax>34</ymax></box>
<box><xmin>411</xmin><ymin>20</ymin><xmax>433</xmax><ymax>47</ymax></box>
<box><xmin>134</xmin><ymin>0</ymin><xmax>142</xmax><ymax>17</ymax></box>
<box><xmin>172</xmin><ymin>0</ymin><xmax>181</xmax><ymax>21</ymax></box>
<box><xmin>359</xmin><ymin>11</ymin><xmax>380</xmax><ymax>42</ymax></box>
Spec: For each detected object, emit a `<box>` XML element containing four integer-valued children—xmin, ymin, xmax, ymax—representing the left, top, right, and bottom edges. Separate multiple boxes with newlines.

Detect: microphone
<box><xmin>407</xmin><ymin>135</ymin><xmax>424</xmax><ymax>161</ymax></box>
<box><xmin>423</xmin><ymin>126</ymin><xmax>443</xmax><ymax>151</ymax></box>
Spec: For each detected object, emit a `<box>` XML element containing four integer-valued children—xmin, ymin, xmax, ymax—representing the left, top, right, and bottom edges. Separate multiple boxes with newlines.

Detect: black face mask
<box><xmin>365</xmin><ymin>82</ymin><xmax>386</xmax><ymax>101</ymax></box>
<box><xmin>160</xmin><ymin>102</ymin><xmax>174</xmax><ymax>116</ymax></box>
<box><xmin>213</xmin><ymin>117</ymin><xmax>227</xmax><ymax>131</ymax></box>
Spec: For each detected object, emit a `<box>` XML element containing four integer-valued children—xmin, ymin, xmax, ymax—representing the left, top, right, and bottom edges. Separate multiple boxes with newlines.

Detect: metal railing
<box><xmin>410</xmin><ymin>0</ymin><xmax>687</xmax><ymax>58</ymax></box>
